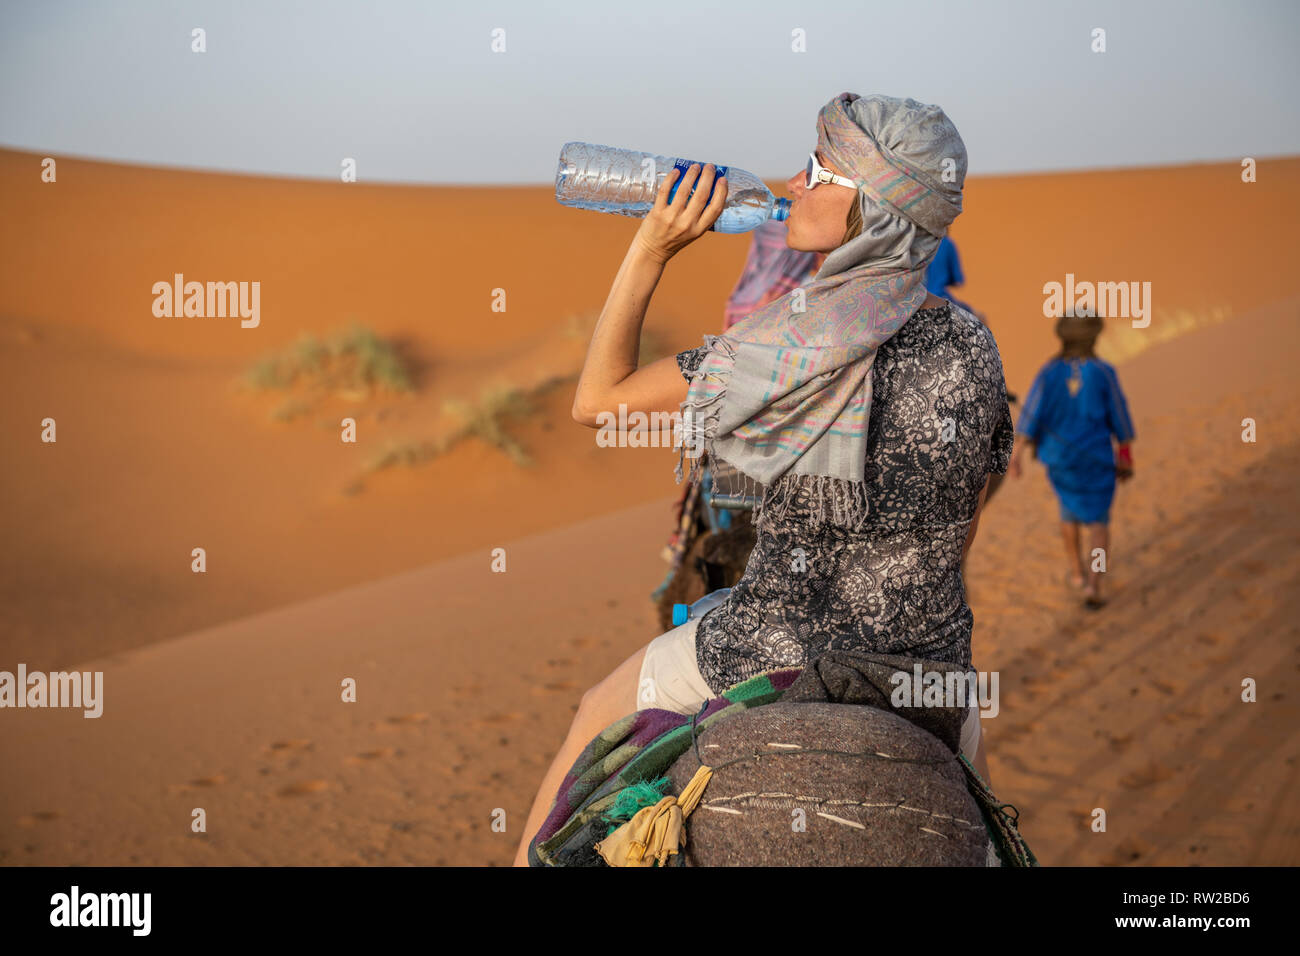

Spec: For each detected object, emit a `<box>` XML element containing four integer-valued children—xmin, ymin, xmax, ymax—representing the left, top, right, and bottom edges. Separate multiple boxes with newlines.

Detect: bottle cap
<box><xmin>671</xmin><ymin>604</ymin><xmax>689</xmax><ymax>627</ymax></box>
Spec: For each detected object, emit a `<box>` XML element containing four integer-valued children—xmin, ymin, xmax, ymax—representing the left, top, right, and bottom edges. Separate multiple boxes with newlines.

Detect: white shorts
<box><xmin>636</xmin><ymin>591</ymin><xmax>984</xmax><ymax>765</ymax></box>
<box><xmin>636</xmin><ymin>612</ymin><xmax>717</xmax><ymax>715</ymax></box>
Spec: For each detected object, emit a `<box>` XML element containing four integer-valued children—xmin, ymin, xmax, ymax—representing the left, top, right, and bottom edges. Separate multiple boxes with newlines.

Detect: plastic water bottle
<box><xmin>671</xmin><ymin>588</ymin><xmax>732</xmax><ymax>627</ymax></box>
<box><xmin>555</xmin><ymin>142</ymin><xmax>790</xmax><ymax>234</ymax></box>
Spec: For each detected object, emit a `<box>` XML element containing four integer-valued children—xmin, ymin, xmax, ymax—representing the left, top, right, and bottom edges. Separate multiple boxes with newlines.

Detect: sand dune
<box><xmin>965</xmin><ymin>295</ymin><xmax>1300</xmax><ymax>865</ymax></box>
<box><xmin>3</xmin><ymin>149</ymin><xmax>1299</xmax><ymax>865</ymax></box>
<box><xmin>0</xmin><ymin>498</ymin><xmax>670</xmax><ymax>865</ymax></box>
<box><xmin>2</xmin><ymin>294</ymin><xmax>1297</xmax><ymax>866</ymax></box>
<box><xmin>3</xmin><ymin>150</ymin><xmax>1298</xmax><ymax>671</ymax></box>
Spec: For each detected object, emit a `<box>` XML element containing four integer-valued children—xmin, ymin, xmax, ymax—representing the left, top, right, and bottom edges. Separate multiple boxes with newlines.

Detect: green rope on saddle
<box><xmin>601</xmin><ymin>776</ymin><xmax>674</xmax><ymax>837</ymax></box>
<box><xmin>958</xmin><ymin>754</ymin><xmax>1040</xmax><ymax>867</ymax></box>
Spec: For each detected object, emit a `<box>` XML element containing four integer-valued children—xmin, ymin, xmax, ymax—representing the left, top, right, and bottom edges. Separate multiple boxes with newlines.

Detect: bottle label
<box><xmin>666</xmin><ymin>158</ymin><xmax>728</xmax><ymax>210</ymax></box>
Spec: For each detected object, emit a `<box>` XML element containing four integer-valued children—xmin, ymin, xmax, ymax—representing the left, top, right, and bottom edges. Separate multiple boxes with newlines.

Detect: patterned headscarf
<box><xmin>722</xmin><ymin>220</ymin><xmax>826</xmax><ymax>330</ymax></box>
<box><xmin>675</xmin><ymin>92</ymin><xmax>967</xmax><ymax>531</ymax></box>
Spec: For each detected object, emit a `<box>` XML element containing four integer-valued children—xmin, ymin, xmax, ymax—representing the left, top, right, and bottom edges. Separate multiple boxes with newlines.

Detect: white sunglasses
<box><xmin>805</xmin><ymin>153</ymin><xmax>858</xmax><ymax>191</ymax></box>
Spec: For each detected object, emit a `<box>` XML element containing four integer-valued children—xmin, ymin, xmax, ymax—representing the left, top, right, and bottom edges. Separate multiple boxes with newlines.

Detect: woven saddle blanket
<box><xmin>526</xmin><ymin>650</ymin><xmax>1036</xmax><ymax>867</ymax></box>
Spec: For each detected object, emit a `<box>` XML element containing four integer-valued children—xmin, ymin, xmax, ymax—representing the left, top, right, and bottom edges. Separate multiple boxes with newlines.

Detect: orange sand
<box><xmin>1</xmin><ymin>149</ymin><xmax>1298</xmax><ymax>865</ymax></box>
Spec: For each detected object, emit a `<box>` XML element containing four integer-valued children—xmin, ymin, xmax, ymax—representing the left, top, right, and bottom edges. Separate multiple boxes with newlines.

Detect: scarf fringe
<box><xmin>757</xmin><ymin>472</ymin><xmax>871</xmax><ymax>533</ymax></box>
<box><xmin>674</xmin><ymin>334</ymin><xmax>736</xmax><ymax>488</ymax></box>
<box><xmin>674</xmin><ymin>333</ymin><xmax>871</xmax><ymax>533</ymax></box>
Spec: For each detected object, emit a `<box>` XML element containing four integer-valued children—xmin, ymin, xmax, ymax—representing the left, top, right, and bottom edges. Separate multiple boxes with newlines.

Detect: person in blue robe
<box><xmin>1010</xmin><ymin>310</ymin><xmax>1135</xmax><ymax>607</ymax></box>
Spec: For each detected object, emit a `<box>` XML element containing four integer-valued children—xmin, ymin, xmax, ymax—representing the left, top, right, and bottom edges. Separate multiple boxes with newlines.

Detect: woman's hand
<box><xmin>633</xmin><ymin>163</ymin><xmax>728</xmax><ymax>264</ymax></box>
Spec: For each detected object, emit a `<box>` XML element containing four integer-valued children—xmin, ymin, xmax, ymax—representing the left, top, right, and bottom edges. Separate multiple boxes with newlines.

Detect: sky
<box><xmin>1</xmin><ymin>0</ymin><xmax>1298</xmax><ymax>185</ymax></box>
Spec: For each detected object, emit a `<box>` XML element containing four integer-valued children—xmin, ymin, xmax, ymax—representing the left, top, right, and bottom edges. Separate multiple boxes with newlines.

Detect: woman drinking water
<box><xmin>515</xmin><ymin>93</ymin><xmax>1014</xmax><ymax>866</ymax></box>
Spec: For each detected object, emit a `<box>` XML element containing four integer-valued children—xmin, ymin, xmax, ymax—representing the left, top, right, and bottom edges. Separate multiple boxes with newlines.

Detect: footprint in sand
<box><xmin>1241</xmin><ymin>603</ymin><xmax>1267</xmax><ymax>623</ymax></box>
<box><xmin>1107</xmin><ymin>732</ymin><xmax>1134</xmax><ymax>752</ymax></box>
<box><xmin>1100</xmin><ymin>836</ymin><xmax>1152</xmax><ymax>866</ymax></box>
<box><xmin>1069</xmin><ymin>806</ymin><xmax>1100</xmax><ymax>828</ymax></box>
<box><xmin>474</xmin><ymin>711</ymin><xmax>523</xmax><ymax>726</ymax></box>
<box><xmin>1120</xmin><ymin>761</ymin><xmax>1175</xmax><ymax>789</ymax></box>
<box><xmin>1161</xmin><ymin>707</ymin><xmax>1202</xmax><ymax>725</ymax></box>
<box><xmin>999</xmin><ymin>721</ymin><xmax>1039</xmax><ymax>742</ymax></box>
<box><xmin>166</xmin><ymin>773</ymin><xmax>226</xmax><ymax>795</ymax></box>
<box><xmin>545</xmin><ymin>657</ymin><xmax>575</xmax><ymax>669</ymax></box>
<box><xmin>264</xmin><ymin>739</ymin><xmax>313</xmax><ymax>755</ymax></box>
<box><xmin>451</xmin><ymin>684</ymin><xmax>484</xmax><ymax>698</ymax></box>
<box><xmin>376</xmin><ymin>713</ymin><xmax>430</xmax><ymax>729</ymax></box>
<box><xmin>532</xmin><ymin>680</ymin><xmax>579</xmax><ymax>696</ymax></box>
<box><xmin>345</xmin><ymin>747</ymin><xmax>398</xmax><ymax>766</ymax></box>
<box><xmin>1233</xmin><ymin>559</ymin><xmax>1268</xmax><ymax>578</ymax></box>
<box><xmin>18</xmin><ymin>810</ymin><xmax>60</xmax><ymax>827</ymax></box>
<box><xmin>277</xmin><ymin>780</ymin><xmax>329</xmax><ymax>797</ymax></box>
<box><xmin>257</xmin><ymin>739</ymin><xmax>315</xmax><ymax>773</ymax></box>
<box><xmin>1149</xmin><ymin>679</ymin><xmax>1180</xmax><ymax>696</ymax></box>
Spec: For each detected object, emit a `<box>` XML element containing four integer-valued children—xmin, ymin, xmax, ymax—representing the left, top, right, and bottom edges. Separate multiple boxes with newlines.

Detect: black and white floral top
<box><xmin>676</xmin><ymin>302</ymin><xmax>1014</xmax><ymax>693</ymax></box>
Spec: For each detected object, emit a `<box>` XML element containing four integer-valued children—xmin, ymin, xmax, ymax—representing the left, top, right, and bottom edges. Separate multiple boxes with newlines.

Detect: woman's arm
<box><xmin>571</xmin><ymin>245</ymin><xmax>689</xmax><ymax>426</ymax></box>
<box><xmin>570</xmin><ymin>163</ymin><xmax>728</xmax><ymax>429</ymax></box>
